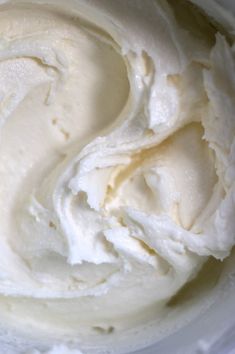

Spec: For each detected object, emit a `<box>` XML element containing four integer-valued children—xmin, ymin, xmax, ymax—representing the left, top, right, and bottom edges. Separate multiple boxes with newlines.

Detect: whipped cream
<box><xmin>0</xmin><ymin>0</ymin><xmax>234</xmax><ymax>353</ymax></box>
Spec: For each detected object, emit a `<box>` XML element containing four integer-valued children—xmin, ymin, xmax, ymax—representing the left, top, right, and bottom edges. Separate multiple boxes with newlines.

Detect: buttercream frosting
<box><xmin>0</xmin><ymin>0</ymin><xmax>234</xmax><ymax>353</ymax></box>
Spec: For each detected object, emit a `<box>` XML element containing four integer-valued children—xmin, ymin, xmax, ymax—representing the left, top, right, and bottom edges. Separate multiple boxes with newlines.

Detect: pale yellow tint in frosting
<box><xmin>0</xmin><ymin>0</ymin><xmax>234</xmax><ymax>353</ymax></box>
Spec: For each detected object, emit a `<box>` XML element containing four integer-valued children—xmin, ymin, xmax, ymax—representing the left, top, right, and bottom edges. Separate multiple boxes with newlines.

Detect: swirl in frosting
<box><xmin>0</xmin><ymin>0</ymin><xmax>234</xmax><ymax>352</ymax></box>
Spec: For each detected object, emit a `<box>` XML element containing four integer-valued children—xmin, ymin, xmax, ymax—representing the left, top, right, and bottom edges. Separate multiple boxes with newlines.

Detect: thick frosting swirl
<box><xmin>0</xmin><ymin>0</ymin><xmax>234</xmax><ymax>353</ymax></box>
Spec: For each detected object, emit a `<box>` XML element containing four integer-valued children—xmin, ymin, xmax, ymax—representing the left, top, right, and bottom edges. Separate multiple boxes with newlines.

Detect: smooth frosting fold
<box><xmin>0</xmin><ymin>0</ymin><xmax>234</xmax><ymax>352</ymax></box>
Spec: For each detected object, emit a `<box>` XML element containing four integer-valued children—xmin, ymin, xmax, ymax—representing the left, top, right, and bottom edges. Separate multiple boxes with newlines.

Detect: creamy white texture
<box><xmin>0</xmin><ymin>0</ymin><xmax>234</xmax><ymax>353</ymax></box>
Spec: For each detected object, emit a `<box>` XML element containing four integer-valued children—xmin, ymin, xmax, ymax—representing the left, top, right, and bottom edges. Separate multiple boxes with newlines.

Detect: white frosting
<box><xmin>0</xmin><ymin>0</ymin><xmax>234</xmax><ymax>353</ymax></box>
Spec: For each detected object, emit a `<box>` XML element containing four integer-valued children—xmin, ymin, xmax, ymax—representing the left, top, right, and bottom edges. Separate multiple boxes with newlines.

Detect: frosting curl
<box><xmin>0</xmin><ymin>0</ymin><xmax>234</xmax><ymax>352</ymax></box>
